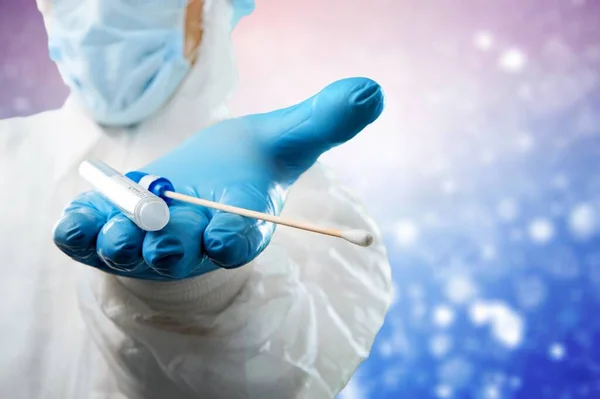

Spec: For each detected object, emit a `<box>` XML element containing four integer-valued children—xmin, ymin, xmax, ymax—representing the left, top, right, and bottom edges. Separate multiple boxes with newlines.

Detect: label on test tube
<box><xmin>79</xmin><ymin>160</ymin><xmax>170</xmax><ymax>231</ymax></box>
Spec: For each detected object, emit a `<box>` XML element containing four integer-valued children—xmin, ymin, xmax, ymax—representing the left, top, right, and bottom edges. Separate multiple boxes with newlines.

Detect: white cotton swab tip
<box><xmin>340</xmin><ymin>229</ymin><xmax>374</xmax><ymax>247</ymax></box>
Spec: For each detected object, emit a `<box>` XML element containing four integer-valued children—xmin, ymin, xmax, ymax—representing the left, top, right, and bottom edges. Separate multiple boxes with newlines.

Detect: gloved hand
<box><xmin>53</xmin><ymin>78</ymin><xmax>384</xmax><ymax>280</ymax></box>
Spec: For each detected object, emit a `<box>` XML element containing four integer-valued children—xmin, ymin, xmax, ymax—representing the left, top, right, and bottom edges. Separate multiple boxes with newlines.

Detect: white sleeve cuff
<box><xmin>115</xmin><ymin>264</ymin><xmax>253</xmax><ymax>313</ymax></box>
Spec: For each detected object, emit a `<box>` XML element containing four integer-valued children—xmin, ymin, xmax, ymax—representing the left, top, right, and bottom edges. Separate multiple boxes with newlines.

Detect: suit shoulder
<box><xmin>0</xmin><ymin>110</ymin><xmax>65</xmax><ymax>156</ymax></box>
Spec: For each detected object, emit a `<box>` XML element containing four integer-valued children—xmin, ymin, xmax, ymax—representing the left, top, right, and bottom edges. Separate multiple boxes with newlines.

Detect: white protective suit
<box><xmin>0</xmin><ymin>1</ymin><xmax>392</xmax><ymax>398</ymax></box>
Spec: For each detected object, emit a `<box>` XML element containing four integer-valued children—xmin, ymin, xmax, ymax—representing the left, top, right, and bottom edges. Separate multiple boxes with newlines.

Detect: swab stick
<box><xmin>163</xmin><ymin>191</ymin><xmax>374</xmax><ymax>247</ymax></box>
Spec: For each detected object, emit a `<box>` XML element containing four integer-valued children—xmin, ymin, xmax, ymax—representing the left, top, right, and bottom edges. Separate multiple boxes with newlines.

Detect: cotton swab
<box><xmin>79</xmin><ymin>160</ymin><xmax>375</xmax><ymax>247</ymax></box>
<box><xmin>163</xmin><ymin>191</ymin><xmax>374</xmax><ymax>247</ymax></box>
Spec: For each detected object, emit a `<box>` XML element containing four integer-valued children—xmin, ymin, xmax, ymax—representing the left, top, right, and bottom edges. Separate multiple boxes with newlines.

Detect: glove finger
<box><xmin>96</xmin><ymin>214</ymin><xmax>148</xmax><ymax>273</ymax></box>
<box><xmin>204</xmin><ymin>184</ymin><xmax>275</xmax><ymax>268</ymax></box>
<box><xmin>53</xmin><ymin>191</ymin><xmax>118</xmax><ymax>267</ymax></box>
<box><xmin>258</xmin><ymin>77</ymin><xmax>384</xmax><ymax>180</ymax></box>
<box><xmin>143</xmin><ymin>203</ymin><xmax>212</xmax><ymax>279</ymax></box>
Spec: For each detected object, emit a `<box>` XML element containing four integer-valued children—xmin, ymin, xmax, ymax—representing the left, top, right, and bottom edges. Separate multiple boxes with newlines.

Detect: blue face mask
<box><xmin>46</xmin><ymin>0</ymin><xmax>194</xmax><ymax>127</ymax></box>
<box><xmin>45</xmin><ymin>0</ymin><xmax>255</xmax><ymax>127</ymax></box>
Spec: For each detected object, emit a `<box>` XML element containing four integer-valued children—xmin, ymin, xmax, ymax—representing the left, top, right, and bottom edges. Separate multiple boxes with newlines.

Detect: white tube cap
<box><xmin>137</xmin><ymin>199</ymin><xmax>170</xmax><ymax>231</ymax></box>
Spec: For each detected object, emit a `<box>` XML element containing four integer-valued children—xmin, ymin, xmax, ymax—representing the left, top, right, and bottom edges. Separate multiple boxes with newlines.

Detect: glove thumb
<box><xmin>258</xmin><ymin>77</ymin><xmax>384</xmax><ymax>182</ymax></box>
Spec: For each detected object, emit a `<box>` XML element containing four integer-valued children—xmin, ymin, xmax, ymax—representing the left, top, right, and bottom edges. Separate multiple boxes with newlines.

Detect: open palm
<box><xmin>53</xmin><ymin>78</ymin><xmax>384</xmax><ymax>280</ymax></box>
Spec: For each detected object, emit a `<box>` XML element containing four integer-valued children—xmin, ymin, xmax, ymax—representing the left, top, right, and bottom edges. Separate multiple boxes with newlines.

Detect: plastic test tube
<box><xmin>78</xmin><ymin>160</ymin><xmax>171</xmax><ymax>231</ymax></box>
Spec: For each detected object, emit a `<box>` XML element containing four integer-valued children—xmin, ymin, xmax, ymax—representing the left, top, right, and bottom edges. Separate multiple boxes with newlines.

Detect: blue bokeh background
<box><xmin>2</xmin><ymin>1</ymin><xmax>600</xmax><ymax>398</ymax></box>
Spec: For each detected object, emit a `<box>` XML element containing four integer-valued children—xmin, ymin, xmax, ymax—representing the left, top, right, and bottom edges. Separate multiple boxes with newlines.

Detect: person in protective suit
<box><xmin>0</xmin><ymin>0</ymin><xmax>392</xmax><ymax>397</ymax></box>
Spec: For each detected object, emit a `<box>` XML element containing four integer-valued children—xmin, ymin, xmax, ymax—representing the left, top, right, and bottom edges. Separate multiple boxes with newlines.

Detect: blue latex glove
<box><xmin>53</xmin><ymin>78</ymin><xmax>384</xmax><ymax>280</ymax></box>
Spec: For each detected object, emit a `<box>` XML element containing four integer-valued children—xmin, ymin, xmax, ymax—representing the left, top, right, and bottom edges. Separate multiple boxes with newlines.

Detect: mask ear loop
<box><xmin>231</xmin><ymin>0</ymin><xmax>255</xmax><ymax>28</ymax></box>
<box><xmin>185</xmin><ymin>0</ymin><xmax>205</xmax><ymax>66</ymax></box>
